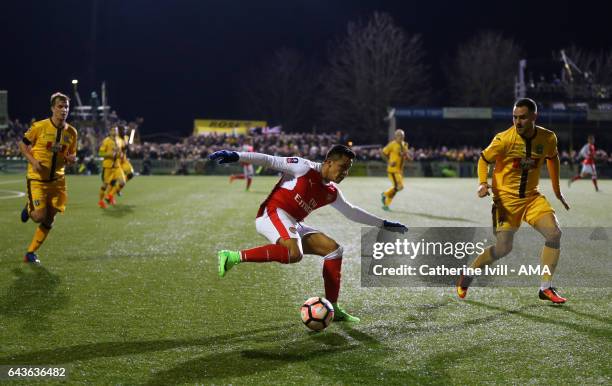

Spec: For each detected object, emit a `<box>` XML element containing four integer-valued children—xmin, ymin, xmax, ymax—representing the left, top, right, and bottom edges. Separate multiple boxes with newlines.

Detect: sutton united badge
<box><xmin>535</xmin><ymin>143</ymin><xmax>544</xmax><ymax>154</ymax></box>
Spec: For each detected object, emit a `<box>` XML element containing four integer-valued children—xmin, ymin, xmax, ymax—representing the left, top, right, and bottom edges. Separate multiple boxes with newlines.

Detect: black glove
<box><xmin>383</xmin><ymin>220</ymin><xmax>408</xmax><ymax>233</ymax></box>
<box><xmin>208</xmin><ymin>150</ymin><xmax>239</xmax><ymax>164</ymax></box>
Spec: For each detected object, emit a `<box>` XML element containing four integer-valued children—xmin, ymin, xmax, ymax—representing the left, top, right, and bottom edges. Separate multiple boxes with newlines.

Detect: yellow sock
<box><xmin>540</xmin><ymin>245</ymin><xmax>560</xmax><ymax>285</ymax></box>
<box><xmin>470</xmin><ymin>246</ymin><xmax>495</xmax><ymax>270</ymax></box>
<box><xmin>28</xmin><ymin>225</ymin><xmax>51</xmax><ymax>253</ymax></box>
<box><xmin>99</xmin><ymin>187</ymin><xmax>106</xmax><ymax>200</ymax></box>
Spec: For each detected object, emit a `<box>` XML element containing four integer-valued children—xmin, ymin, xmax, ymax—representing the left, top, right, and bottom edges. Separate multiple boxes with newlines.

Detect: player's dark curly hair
<box><xmin>514</xmin><ymin>98</ymin><xmax>537</xmax><ymax>113</ymax></box>
<box><xmin>325</xmin><ymin>144</ymin><xmax>355</xmax><ymax>161</ymax></box>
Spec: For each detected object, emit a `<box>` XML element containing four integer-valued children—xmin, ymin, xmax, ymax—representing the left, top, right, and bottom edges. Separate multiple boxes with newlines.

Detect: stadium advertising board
<box><xmin>442</xmin><ymin>107</ymin><xmax>493</xmax><ymax>119</ymax></box>
<box><xmin>587</xmin><ymin>109</ymin><xmax>612</xmax><ymax>121</ymax></box>
<box><xmin>193</xmin><ymin>119</ymin><xmax>267</xmax><ymax>135</ymax></box>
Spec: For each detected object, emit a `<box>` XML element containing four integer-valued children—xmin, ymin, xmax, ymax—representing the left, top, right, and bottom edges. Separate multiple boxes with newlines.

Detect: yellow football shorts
<box><xmin>387</xmin><ymin>172</ymin><xmax>404</xmax><ymax>191</ymax></box>
<box><xmin>102</xmin><ymin>167</ymin><xmax>126</xmax><ymax>185</ymax></box>
<box><xmin>121</xmin><ymin>159</ymin><xmax>134</xmax><ymax>176</ymax></box>
<box><xmin>27</xmin><ymin>178</ymin><xmax>67</xmax><ymax>213</ymax></box>
<box><xmin>492</xmin><ymin>192</ymin><xmax>555</xmax><ymax>231</ymax></box>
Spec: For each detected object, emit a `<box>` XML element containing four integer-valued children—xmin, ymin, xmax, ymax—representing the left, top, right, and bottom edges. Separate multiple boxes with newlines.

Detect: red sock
<box><xmin>323</xmin><ymin>258</ymin><xmax>342</xmax><ymax>303</ymax></box>
<box><xmin>241</xmin><ymin>244</ymin><xmax>292</xmax><ymax>263</ymax></box>
<box><xmin>246</xmin><ymin>177</ymin><xmax>252</xmax><ymax>190</ymax></box>
<box><xmin>571</xmin><ymin>175</ymin><xmax>582</xmax><ymax>182</ymax></box>
<box><xmin>593</xmin><ymin>178</ymin><xmax>599</xmax><ymax>190</ymax></box>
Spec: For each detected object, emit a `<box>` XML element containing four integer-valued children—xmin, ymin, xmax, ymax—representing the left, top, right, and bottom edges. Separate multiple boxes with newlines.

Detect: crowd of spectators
<box><xmin>117</xmin><ymin>132</ymin><xmax>612</xmax><ymax>165</ymax></box>
<box><xmin>2</xmin><ymin>119</ymin><xmax>611</xmax><ymax>165</ymax></box>
<box><xmin>125</xmin><ymin>132</ymin><xmax>486</xmax><ymax>162</ymax></box>
<box><xmin>0</xmin><ymin>119</ymin><xmax>27</xmax><ymax>157</ymax></box>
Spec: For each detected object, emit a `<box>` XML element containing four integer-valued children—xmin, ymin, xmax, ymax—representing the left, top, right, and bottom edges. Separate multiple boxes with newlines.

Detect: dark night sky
<box><xmin>1</xmin><ymin>0</ymin><xmax>610</xmax><ymax>136</ymax></box>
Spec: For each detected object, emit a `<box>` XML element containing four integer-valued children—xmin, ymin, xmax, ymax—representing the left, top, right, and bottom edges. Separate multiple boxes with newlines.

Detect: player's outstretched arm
<box><xmin>547</xmin><ymin>154</ymin><xmax>570</xmax><ymax>210</ymax></box>
<box><xmin>210</xmin><ymin>150</ymin><xmax>311</xmax><ymax>175</ymax></box>
<box><xmin>331</xmin><ymin>189</ymin><xmax>407</xmax><ymax>232</ymax></box>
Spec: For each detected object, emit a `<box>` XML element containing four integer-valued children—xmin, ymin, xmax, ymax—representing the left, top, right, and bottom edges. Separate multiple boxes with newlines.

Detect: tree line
<box><xmin>239</xmin><ymin>12</ymin><xmax>612</xmax><ymax>139</ymax></box>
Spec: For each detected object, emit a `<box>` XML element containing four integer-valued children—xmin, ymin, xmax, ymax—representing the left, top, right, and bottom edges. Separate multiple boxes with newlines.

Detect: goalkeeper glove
<box><xmin>209</xmin><ymin>150</ymin><xmax>239</xmax><ymax>164</ymax></box>
<box><xmin>382</xmin><ymin>220</ymin><xmax>408</xmax><ymax>233</ymax></box>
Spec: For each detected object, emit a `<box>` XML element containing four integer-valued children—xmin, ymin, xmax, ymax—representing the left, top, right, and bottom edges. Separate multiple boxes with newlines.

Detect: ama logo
<box><xmin>286</xmin><ymin>158</ymin><xmax>299</xmax><ymax>163</ymax></box>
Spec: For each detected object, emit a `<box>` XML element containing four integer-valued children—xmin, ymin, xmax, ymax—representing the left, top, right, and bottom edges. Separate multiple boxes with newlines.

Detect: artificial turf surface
<box><xmin>0</xmin><ymin>175</ymin><xmax>610</xmax><ymax>384</ymax></box>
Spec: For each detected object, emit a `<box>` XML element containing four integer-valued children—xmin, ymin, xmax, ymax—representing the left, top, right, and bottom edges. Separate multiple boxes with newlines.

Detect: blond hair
<box><xmin>50</xmin><ymin>92</ymin><xmax>70</xmax><ymax>107</ymax></box>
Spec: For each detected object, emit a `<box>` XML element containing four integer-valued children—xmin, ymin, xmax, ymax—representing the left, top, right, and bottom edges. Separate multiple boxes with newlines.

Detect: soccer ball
<box><xmin>300</xmin><ymin>297</ymin><xmax>334</xmax><ymax>331</ymax></box>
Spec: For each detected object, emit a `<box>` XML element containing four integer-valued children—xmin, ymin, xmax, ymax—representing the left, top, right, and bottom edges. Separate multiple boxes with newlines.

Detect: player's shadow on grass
<box><xmin>102</xmin><ymin>204</ymin><xmax>136</xmax><ymax>218</ymax></box>
<box><xmin>337</xmin><ymin>323</ymin><xmax>383</xmax><ymax>346</ymax></box>
<box><xmin>362</xmin><ymin>301</ymin><xmax>541</xmax><ymax>340</ymax></box>
<box><xmin>145</xmin><ymin>331</ymin><xmax>363</xmax><ymax>385</ymax></box>
<box><xmin>557</xmin><ymin>305</ymin><xmax>612</xmax><ymax>326</ymax></box>
<box><xmin>0</xmin><ymin>324</ymin><xmax>293</xmax><ymax>365</ymax></box>
<box><xmin>465</xmin><ymin>300</ymin><xmax>612</xmax><ymax>340</ymax></box>
<box><xmin>145</xmin><ymin>324</ymin><xmax>481</xmax><ymax>385</ymax></box>
<box><xmin>401</xmin><ymin>298</ymin><xmax>454</xmax><ymax>323</ymax></box>
<box><xmin>0</xmin><ymin>265</ymin><xmax>69</xmax><ymax>333</ymax></box>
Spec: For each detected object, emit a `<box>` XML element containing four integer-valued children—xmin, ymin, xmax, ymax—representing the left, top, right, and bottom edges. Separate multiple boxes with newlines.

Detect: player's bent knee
<box><xmin>545</xmin><ymin>228</ymin><xmax>562</xmax><ymax>246</ymax></box>
<box><xmin>281</xmin><ymin>240</ymin><xmax>303</xmax><ymax>263</ymax></box>
<box><xmin>493</xmin><ymin>244</ymin><xmax>512</xmax><ymax>258</ymax></box>
<box><xmin>30</xmin><ymin>208</ymin><xmax>47</xmax><ymax>223</ymax></box>
<box><xmin>288</xmin><ymin>250</ymin><xmax>303</xmax><ymax>263</ymax></box>
<box><xmin>396</xmin><ymin>185</ymin><xmax>404</xmax><ymax>192</ymax></box>
<box><xmin>323</xmin><ymin>245</ymin><xmax>343</xmax><ymax>260</ymax></box>
<box><xmin>322</xmin><ymin>239</ymin><xmax>340</xmax><ymax>254</ymax></box>
<box><xmin>30</xmin><ymin>213</ymin><xmax>43</xmax><ymax>223</ymax></box>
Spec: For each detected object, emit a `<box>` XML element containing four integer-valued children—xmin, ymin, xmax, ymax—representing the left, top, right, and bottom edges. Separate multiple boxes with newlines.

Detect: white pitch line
<box><xmin>0</xmin><ymin>189</ymin><xmax>26</xmax><ymax>199</ymax></box>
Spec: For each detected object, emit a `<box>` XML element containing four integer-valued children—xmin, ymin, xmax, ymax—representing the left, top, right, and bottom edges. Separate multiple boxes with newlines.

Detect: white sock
<box><xmin>540</xmin><ymin>281</ymin><xmax>551</xmax><ymax>290</ymax></box>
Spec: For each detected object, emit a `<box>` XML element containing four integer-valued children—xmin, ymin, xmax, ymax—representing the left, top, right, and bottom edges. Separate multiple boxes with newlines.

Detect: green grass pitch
<box><xmin>0</xmin><ymin>175</ymin><xmax>610</xmax><ymax>384</ymax></box>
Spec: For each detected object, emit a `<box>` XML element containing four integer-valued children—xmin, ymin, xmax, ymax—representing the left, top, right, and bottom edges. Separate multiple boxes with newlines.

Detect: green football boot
<box><xmin>332</xmin><ymin>303</ymin><xmax>360</xmax><ymax>322</ymax></box>
<box><xmin>218</xmin><ymin>250</ymin><xmax>240</xmax><ymax>278</ymax></box>
<box><xmin>381</xmin><ymin>193</ymin><xmax>390</xmax><ymax>211</ymax></box>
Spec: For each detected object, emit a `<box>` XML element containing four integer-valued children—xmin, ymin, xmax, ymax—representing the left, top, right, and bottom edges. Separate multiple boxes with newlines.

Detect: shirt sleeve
<box><xmin>330</xmin><ymin>188</ymin><xmax>384</xmax><ymax>227</ymax></box>
<box><xmin>545</xmin><ymin>132</ymin><xmax>558</xmax><ymax>159</ymax></box>
<box><xmin>23</xmin><ymin>123</ymin><xmax>41</xmax><ymax>145</ymax></box>
<box><xmin>480</xmin><ymin>134</ymin><xmax>505</xmax><ymax>163</ymax></box>
<box><xmin>382</xmin><ymin>143</ymin><xmax>391</xmax><ymax>156</ymax></box>
<box><xmin>68</xmin><ymin>128</ymin><xmax>78</xmax><ymax>155</ymax></box>
<box><xmin>238</xmin><ymin>152</ymin><xmax>313</xmax><ymax>176</ymax></box>
<box><xmin>578</xmin><ymin>144</ymin><xmax>589</xmax><ymax>159</ymax></box>
<box><xmin>99</xmin><ymin>138</ymin><xmax>111</xmax><ymax>157</ymax></box>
